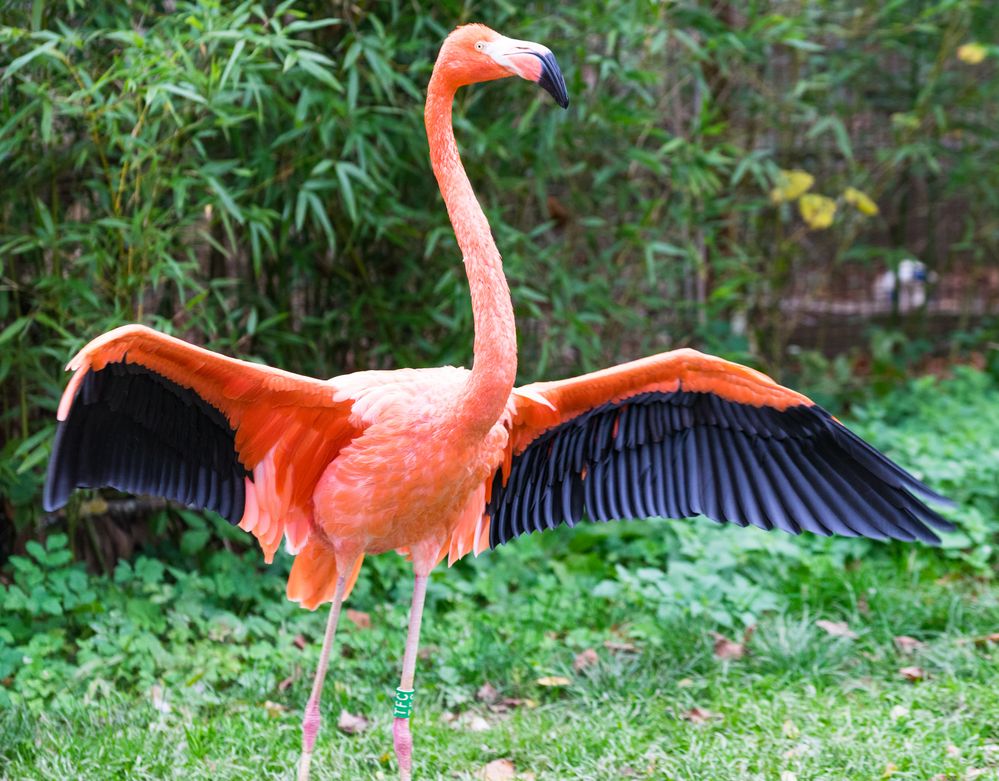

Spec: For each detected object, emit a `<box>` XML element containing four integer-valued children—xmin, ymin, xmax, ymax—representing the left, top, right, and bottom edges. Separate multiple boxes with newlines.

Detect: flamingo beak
<box><xmin>485</xmin><ymin>38</ymin><xmax>569</xmax><ymax>109</ymax></box>
<box><xmin>535</xmin><ymin>51</ymin><xmax>570</xmax><ymax>109</ymax></box>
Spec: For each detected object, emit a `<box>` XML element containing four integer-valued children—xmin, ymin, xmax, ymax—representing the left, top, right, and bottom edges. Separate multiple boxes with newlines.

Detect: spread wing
<box><xmin>44</xmin><ymin>324</ymin><xmax>359</xmax><ymax>561</ymax></box>
<box><xmin>484</xmin><ymin>349</ymin><xmax>954</xmax><ymax>549</ymax></box>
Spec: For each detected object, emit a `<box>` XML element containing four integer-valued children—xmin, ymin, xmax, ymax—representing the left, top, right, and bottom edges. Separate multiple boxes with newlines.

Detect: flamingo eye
<box><xmin>474</xmin><ymin>41</ymin><xmax>485</xmax><ymax>52</ymax></box>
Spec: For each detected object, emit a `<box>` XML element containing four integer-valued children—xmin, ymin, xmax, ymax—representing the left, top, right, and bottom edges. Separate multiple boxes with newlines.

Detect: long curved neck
<box><xmin>425</xmin><ymin>70</ymin><xmax>517</xmax><ymax>433</ymax></box>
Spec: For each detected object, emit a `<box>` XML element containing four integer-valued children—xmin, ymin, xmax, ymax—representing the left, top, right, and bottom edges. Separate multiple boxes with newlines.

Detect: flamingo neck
<box><xmin>425</xmin><ymin>72</ymin><xmax>517</xmax><ymax>433</ymax></box>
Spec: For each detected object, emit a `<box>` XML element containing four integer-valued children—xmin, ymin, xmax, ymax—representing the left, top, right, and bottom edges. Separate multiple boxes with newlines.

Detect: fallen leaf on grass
<box><xmin>893</xmin><ymin>635</ymin><xmax>925</xmax><ymax>654</ymax></box>
<box><xmin>816</xmin><ymin>620</ymin><xmax>858</xmax><ymax>639</ymax></box>
<box><xmin>957</xmin><ymin>632</ymin><xmax>999</xmax><ymax>647</ymax></box>
<box><xmin>535</xmin><ymin>676</ymin><xmax>570</xmax><ymax>687</ymax></box>
<box><xmin>547</xmin><ymin>195</ymin><xmax>570</xmax><ymax>225</ymax></box>
<box><xmin>263</xmin><ymin>700</ymin><xmax>288</xmax><ymax>717</ymax></box>
<box><xmin>293</xmin><ymin>634</ymin><xmax>307</xmax><ymax>651</ymax></box>
<box><xmin>899</xmin><ymin>666</ymin><xmax>926</xmax><ymax>682</ymax></box>
<box><xmin>150</xmin><ymin>685</ymin><xmax>171</xmax><ymax>714</ymax></box>
<box><xmin>493</xmin><ymin>697</ymin><xmax>537</xmax><ymax>712</ymax></box>
<box><xmin>883</xmin><ymin>762</ymin><xmax>898</xmax><ymax>778</ymax></box>
<box><xmin>965</xmin><ymin>770</ymin><xmax>989</xmax><ymax>780</ymax></box>
<box><xmin>890</xmin><ymin>705</ymin><xmax>909</xmax><ymax>720</ymax></box>
<box><xmin>457</xmin><ymin>713</ymin><xmax>491</xmax><ymax>733</ymax></box>
<box><xmin>782</xmin><ymin>719</ymin><xmax>800</xmax><ymax>739</ymax></box>
<box><xmin>337</xmin><ymin>710</ymin><xmax>371</xmax><ymax>735</ymax></box>
<box><xmin>677</xmin><ymin>678</ymin><xmax>694</xmax><ymax>688</ymax></box>
<box><xmin>478</xmin><ymin>758</ymin><xmax>516</xmax><ymax>780</ymax></box>
<box><xmin>603</xmin><ymin>640</ymin><xmax>639</xmax><ymax>654</ymax></box>
<box><xmin>946</xmin><ymin>745</ymin><xmax>961</xmax><ymax>757</ymax></box>
<box><xmin>682</xmin><ymin>706</ymin><xmax>720</xmax><ymax>724</ymax></box>
<box><xmin>345</xmin><ymin>609</ymin><xmax>371</xmax><ymax>629</ymax></box>
<box><xmin>476</xmin><ymin>682</ymin><xmax>499</xmax><ymax>704</ymax></box>
<box><xmin>278</xmin><ymin>667</ymin><xmax>300</xmax><ymax>692</ymax></box>
<box><xmin>710</xmin><ymin>632</ymin><xmax>745</xmax><ymax>660</ymax></box>
<box><xmin>574</xmin><ymin>648</ymin><xmax>599</xmax><ymax>672</ymax></box>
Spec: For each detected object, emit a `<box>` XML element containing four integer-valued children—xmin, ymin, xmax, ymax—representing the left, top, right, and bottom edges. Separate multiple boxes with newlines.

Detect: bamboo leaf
<box><xmin>204</xmin><ymin>176</ymin><xmax>244</xmax><ymax>224</ymax></box>
<box><xmin>4</xmin><ymin>39</ymin><xmax>64</xmax><ymax>80</ymax></box>
<box><xmin>335</xmin><ymin>163</ymin><xmax>357</xmax><ymax>222</ymax></box>
<box><xmin>0</xmin><ymin>317</ymin><xmax>32</xmax><ymax>346</ymax></box>
<box><xmin>219</xmin><ymin>38</ymin><xmax>245</xmax><ymax>90</ymax></box>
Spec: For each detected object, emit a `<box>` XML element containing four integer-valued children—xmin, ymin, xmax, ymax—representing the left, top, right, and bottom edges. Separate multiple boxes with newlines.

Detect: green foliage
<box><xmin>848</xmin><ymin>366</ymin><xmax>999</xmax><ymax>570</ymax></box>
<box><xmin>2</xmin><ymin>0</ymin><xmax>998</xmax><ymax>533</ymax></box>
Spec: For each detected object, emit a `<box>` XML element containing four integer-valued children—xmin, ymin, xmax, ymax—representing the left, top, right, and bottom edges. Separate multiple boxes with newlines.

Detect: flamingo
<box><xmin>44</xmin><ymin>23</ymin><xmax>954</xmax><ymax>781</ymax></box>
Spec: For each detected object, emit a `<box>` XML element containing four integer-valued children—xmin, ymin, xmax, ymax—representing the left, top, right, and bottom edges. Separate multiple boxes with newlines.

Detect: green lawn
<box><xmin>2</xmin><ymin>558</ymin><xmax>997</xmax><ymax>780</ymax></box>
<box><xmin>3</xmin><ymin>370</ymin><xmax>998</xmax><ymax>780</ymax></box>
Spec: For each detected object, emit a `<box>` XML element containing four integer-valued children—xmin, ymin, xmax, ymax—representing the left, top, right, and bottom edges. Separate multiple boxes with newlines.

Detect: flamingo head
<box><xmin>435</xmin><ymin>24</ymin><xmax>569</xmax><ymax>108</ymax></box>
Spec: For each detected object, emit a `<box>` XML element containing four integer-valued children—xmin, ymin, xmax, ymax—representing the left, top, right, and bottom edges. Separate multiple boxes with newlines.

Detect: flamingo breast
<box><xmin>313</xmin><ymin>367</ymin><xmax>509</xmax><ymax>559</ymax></box>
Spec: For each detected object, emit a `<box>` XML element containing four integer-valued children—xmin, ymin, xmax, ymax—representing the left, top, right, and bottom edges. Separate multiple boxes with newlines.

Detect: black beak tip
<box><xmin>536</xmin><ymin>51</ymin><xmax>569</xmax><ymax>109</ymax></box>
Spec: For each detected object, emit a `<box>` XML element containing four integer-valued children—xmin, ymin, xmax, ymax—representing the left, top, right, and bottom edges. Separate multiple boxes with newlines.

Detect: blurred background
<box><xmin>3</xmin><ymin>2</ymin><xmax>998</xmax><ymax>538</ymax></box>
<box><xmin>1</xmin><ymin>3</ymin><xmax>998</xmax><ymax>777</ymax></box>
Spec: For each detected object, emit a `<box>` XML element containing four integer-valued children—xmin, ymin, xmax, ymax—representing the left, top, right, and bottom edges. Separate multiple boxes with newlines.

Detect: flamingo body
<box><xmin>314</xmin><ymin>366</ymin><xmax>506</xmax><ymax>563</ymax></box>
<box><xmin>43</xmin><ymin>23</ymin><xmax>954</xmax><ymax>780</ymax></box>
<box><xmin>45</xmin><ymin>326</ymin><xmax>954</xmax><ymax>601</ymax></box>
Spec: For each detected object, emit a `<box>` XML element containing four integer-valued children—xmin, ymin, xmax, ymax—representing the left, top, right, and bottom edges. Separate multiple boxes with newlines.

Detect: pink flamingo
<box><xmin>45</xmin><ymin>23</ymin><xmax>952</xmax><ymax>781</ymax></box>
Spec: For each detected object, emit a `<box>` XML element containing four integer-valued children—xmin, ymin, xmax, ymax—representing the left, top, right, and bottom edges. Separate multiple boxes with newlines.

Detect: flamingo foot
<box><xmin>296</xmin><ymin>575</ymin><xmax>348</xmax><ymax>781</ymax></box>
<box><xmin>302</xmin><ymin>696</ymin><xmax>321</xmax><ymax>750</ymax></box>
<box><xmin>298</xmin><ymin>697</ymin><xmax>321</xmax><ymax>781</ymax></box>
<box><xmin>393</xmin><ymin>716</ymin><xmax>413</xmax><ymax>780</ymax></box>
<box><xmin>392</xmin><ymin>571</ymin><xmax>429</xmax><ymax>781</ymax></box>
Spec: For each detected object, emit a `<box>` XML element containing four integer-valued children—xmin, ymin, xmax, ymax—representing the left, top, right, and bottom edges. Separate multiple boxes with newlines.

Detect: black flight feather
<box><xmin>487</xmin><ymin>390</ymin><xmax>954</xmax><ymax>548</ymax></box>
<box><xmin>44</xmin><ymin>360</ymin><xmax>250</xmax><ymax>525</ymax></box>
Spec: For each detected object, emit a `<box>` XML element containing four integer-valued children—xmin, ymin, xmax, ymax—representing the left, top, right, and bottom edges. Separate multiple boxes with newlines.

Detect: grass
<box><xmin>1</xmin><ymin>550</ymin><xmax>997</xmax><ymax>780</ymax></box>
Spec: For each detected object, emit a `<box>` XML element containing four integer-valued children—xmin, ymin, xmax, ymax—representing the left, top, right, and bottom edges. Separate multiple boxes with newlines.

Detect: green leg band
<box><xmin>393</xmin><ymin>687</ymin><xmax>415</xmax><ymax>719</ymax></box>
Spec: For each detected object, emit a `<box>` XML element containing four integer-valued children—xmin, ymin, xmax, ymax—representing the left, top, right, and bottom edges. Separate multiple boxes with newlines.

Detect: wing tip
<box><xmin>41</xmin><ymin>488</ymin><xmax>66</xmax><ymax>514</ymax></box>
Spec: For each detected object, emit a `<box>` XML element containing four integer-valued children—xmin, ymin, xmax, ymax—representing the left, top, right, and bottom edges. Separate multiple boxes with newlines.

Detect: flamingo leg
<box><xmin>298</xmin><ymin>575</ymin><xmax>347</xmax><ymax>781</ymax></box>
<box><xmin>393</xmin><ymin>573</ymin><xmax>429</xmax><ymax>781</ymax></box>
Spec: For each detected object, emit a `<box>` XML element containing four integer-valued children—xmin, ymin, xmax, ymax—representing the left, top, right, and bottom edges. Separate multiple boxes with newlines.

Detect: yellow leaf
<box><xmin>262</xmin><ymin>700</ymin><xmax>288</xmax><ymax>718</ymax></box>
<box><xmin>882</xmin><ymin>761</ymin><xmax>898</xmax><ymax>778</ymax></box>
<box><xmin>535</xmin><ymin>676</ymin><xmax>571</xmax><ymax>687</ymax></box>
<box><xmin>770</xmin><ymin>169</ymin><xmax>814</xmax><ymax>203</ymax></box>
<box><xmin>957</xmin><ymin>43</ymin><xmax>987</xmax><ymax>65</ymax></box>
<box><xmin>844</xmin><ymin>187</ymin><xmax>879</xmax><ymax>216</ymax></box>
<box><xmin>799</xmin><ymin>194</ymin><xmax>836</xmax><ymax>229</ymax></box>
